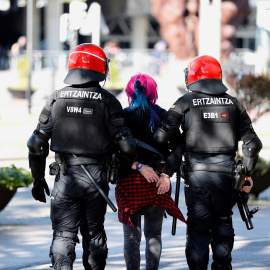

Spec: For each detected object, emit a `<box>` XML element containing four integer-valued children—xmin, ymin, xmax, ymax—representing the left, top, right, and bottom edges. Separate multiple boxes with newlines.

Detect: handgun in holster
<box><xmin>54</xmin><ymin>153</ymin><xmax>68</xmax><ymax>176</ymax></box>
<box><xmin>49</xmin><ymin>162</ymin><xmax>60</xmax><ymax>176</ymax></box>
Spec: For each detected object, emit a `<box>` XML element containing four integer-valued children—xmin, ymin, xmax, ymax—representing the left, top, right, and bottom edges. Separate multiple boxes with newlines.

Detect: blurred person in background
<box><xmin>151</xmin><ymin>40</ymin><xmax>167</xmax><ymax>76</ymax></box>
<box><xmin>115</xmin><ymin>73</ymin><xmax>186</xmax><ymax>270</ymax></box>
<box><xmin>11</xmin><ymin>36</ymin><xmax>27</xmax><ymax>58</ymax></box>
<box><xmin>154</xmin><ymin>55</ymin><xmax>262</xmax><ymax>270</ymax></box>
<box><xmin>27</xmin><ymin>43</ymin><xmax>138</xmax><ymax>270</ymax></box>
<box><xmin>10</xmin><ymin>36</ymin><xmax>28</xmax><ymax>87</ymax></box>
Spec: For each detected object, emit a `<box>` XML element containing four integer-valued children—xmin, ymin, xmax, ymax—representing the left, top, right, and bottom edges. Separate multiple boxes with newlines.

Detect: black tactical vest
<box><xmin>50</xmin><ymin>86</ymin><xmax>110</xmax><ymax>155</ymax></box>
<box><xmin>184</xmin><ymin>92</ymin><xmax>238</xmax><ymax>153</ymax></box>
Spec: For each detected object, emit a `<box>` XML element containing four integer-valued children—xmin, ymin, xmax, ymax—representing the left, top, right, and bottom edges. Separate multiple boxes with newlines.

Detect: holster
<box><xmin>107</xmin><ymin>153</ymin><xmax>118</xmax><ymax>184</ymax></box>
<box><xmin>180</xmin><ymin>162</ymin><xmax>186</xmax><ymax>179</ymax></box>
<box><xmin>55</xmin><ymin>153</ymin><xmax>68</xmax><ymax>176</ymax></box>
<box><xmin>49</xmin><ymin>162</ymin><xmax>60</xmax><ymax>176</ymax></box>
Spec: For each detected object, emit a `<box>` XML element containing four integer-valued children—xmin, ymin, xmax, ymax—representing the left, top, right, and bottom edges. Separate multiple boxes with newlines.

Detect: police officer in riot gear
<box><xmin>27</xmin><ymin>43</ymin><xmax>137</xmax><ymax>270</ymax></box>
<box><xmin>154</xmin><ymin>55</ymin><xmax>262</xmax><ymax>270</ymax></box>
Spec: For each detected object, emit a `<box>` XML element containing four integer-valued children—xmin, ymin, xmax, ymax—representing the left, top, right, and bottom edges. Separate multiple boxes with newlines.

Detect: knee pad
<box><xmin>50</xmin><ymin>231</ymin><xmax>78</xmax><ymax>269</ymax></box>
<box><xmin>86</xmin><ymin>228</ymin><xmax>108</xmax><ymax>270</ymax></box>
<box><xmin>211</xmin><ymin>216</ymin><xmax>234</xmax><ymax>266</ymax></box>
<box><xmin>214</xmin><ymin>216</ymin><xmax>234</xmax><ymax>246</ymax></box>
<box><xmin>185</xmin><ymin>227</ymin><xmax>210</xmax><ymax>270</ymax></box>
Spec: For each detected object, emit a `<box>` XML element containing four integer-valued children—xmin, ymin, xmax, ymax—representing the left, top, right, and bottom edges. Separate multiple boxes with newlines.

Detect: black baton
<box><xmin>72</xmin><ymin>154</ymin><xmax>117</xmax><ymax>212</ymax></box>
<box><xmin>172</xmin><ymin>169</ymin><xmax>181</xmax><ymax>235</ymax></box>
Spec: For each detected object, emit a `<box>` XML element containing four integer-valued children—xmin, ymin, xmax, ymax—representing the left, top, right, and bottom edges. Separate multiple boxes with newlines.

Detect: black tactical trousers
<box><xmin>184</xmin><ymin>171</ymin><xmax>235</xmax><ymax>270</ymax></box>
<box><xmin>50</xmin><ymin>164</ymin><xmax>109</xmax><ymax>270</ymax></box>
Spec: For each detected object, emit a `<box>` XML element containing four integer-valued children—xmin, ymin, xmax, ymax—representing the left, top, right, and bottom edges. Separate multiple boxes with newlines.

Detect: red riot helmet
<box><xmin>64</xmin><ymin>43</ymin><xmax>110</xmax><ymax>85</ymax></box>
<box><xmin>184</xmin><ymin>55</ymin><xmax>227</xmax><ymax>94</ymax></box>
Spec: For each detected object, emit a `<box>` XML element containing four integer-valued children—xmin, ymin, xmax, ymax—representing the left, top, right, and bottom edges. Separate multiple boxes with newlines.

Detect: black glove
<box><xmin>32</xmin><ymin>178</ymin><xmax>50</xmax><ymax>203</ymax></box>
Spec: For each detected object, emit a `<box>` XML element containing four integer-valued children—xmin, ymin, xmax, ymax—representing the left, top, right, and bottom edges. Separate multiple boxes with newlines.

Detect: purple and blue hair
<box><xmin>125</xmin><ymin>73</ymin><xmax>160</xmax><ymax>130</ymax></box>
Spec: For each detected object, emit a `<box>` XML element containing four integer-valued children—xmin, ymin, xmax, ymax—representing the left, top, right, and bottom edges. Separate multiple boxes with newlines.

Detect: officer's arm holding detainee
<box><xmin>154</xmin><ymin>97</ymin><xmax>185</xmax><ymax>177</ymax></box>
<box><xmin>107</xmin><ymin>95</ymin><xmax>137</xmax><ymax>158</ymax></box>
<box><xmin>153</xmin><ymin>116</ymin><xmax>184</xmax><ymax>193</ymax></box>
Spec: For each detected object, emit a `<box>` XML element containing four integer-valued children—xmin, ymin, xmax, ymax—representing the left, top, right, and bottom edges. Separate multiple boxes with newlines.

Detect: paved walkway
<box><xmin>1</xmin><ymin>153</ymin><xmax>270</xmax><ymax>269</ymax></box>
<box><xmin>1</xmin><ymin>168</ymin><xmax>270</xmax><ymax>270</ymax></box>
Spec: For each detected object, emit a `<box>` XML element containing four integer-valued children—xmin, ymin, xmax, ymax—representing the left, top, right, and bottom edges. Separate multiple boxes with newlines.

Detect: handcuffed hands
<box><xmin>32</xmin><ymin>178</ymin><xmax>50</xmax><ymax>203</ymax></box>
<box><xmin>156</xmin><ymin>173</ymin><xmax>171</xmax><ymax>194</ymax></box>
<box><xmin>140</xmin><ymin>165</ymin><xmax>159</xmax><ymax>183</ymax></box>
<box><xmin>240</xmin><ymin>176</ymin><xmax>253</xmax><ymax>193</ymax></box>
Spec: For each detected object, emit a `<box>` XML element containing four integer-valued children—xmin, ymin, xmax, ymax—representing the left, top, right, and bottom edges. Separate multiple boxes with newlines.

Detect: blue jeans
<box><xmin>123</xmin><ymin>206</ymin><xmax>165</xmax><ymax>270</ymax></box>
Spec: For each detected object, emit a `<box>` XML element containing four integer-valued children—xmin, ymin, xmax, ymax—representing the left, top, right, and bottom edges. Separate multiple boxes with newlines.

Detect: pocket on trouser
<box><xmin>50</xmin><ymin>189</ymin><xmax>80</xmax><ymax>231</ymax></box>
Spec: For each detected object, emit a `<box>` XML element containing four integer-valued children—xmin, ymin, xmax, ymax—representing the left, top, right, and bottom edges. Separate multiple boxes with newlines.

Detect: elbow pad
<box><xmin>153</xmin><ymin>127</ymin><xmax>170</xmax><ymax>144</ymax></box>
<box><xmin>27</xmin><ymin>130</ymin><xmax>49</xmax><ymax>157</ymax></box>
<box><xmin>245</xmin><ymin>136</ymin><xmax>263</xmax><ymax>157</ymax></box>
<box><xmin>242</xmin><ymin>136</ymin><xmax>263</xmax><ymax>175</ymax></box>
<box><xmin>27</xmin><ymin>130</ymin><xmax>50</xmax><ymax>180</ymax></box>
<box><xmin>154</xmin><ymin>122</ymin><xmax>179</xmax><ymax>144</ymax></box>
<box><xmin>114</xmin><ymin>130</ymin><xmax>137</xmax><ymax>156</ymax></box>
<box><xmin>154</xmin><ymin>114</ymin><xmax>181</xmax><ymax>144</ymax></box>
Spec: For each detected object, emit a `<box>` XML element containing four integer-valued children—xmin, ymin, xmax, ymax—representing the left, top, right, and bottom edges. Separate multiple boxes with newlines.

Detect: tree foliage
<box><xmin>225</xmin><ymin>71</ymin><xmax>270</xmax><ymax>122</ymax></box>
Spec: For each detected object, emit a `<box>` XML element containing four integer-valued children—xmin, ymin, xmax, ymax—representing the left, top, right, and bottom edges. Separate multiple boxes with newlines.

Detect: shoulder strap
<box><xmin>134</xmin><ymin>138</ymin><xmax>164</xmax><ymax>161</ymax></box>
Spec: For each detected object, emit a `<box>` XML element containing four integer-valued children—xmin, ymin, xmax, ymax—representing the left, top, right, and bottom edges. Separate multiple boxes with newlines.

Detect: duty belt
<box><xmin>65</xmin><ymin>156</ymin><xmax>99</xmax><ymax>166</ymax></box>
<box><xmin>184</xmin><ymin>163</ymin><xmax>234</xmax><ymax>175</ymax></box>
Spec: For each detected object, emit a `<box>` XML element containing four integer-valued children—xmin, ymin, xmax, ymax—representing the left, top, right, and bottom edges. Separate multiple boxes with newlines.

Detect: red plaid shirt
<box><xmin>115</xmin><ymin>171</ymin><xmax>186</xmax><ymax>227</ymax></box>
